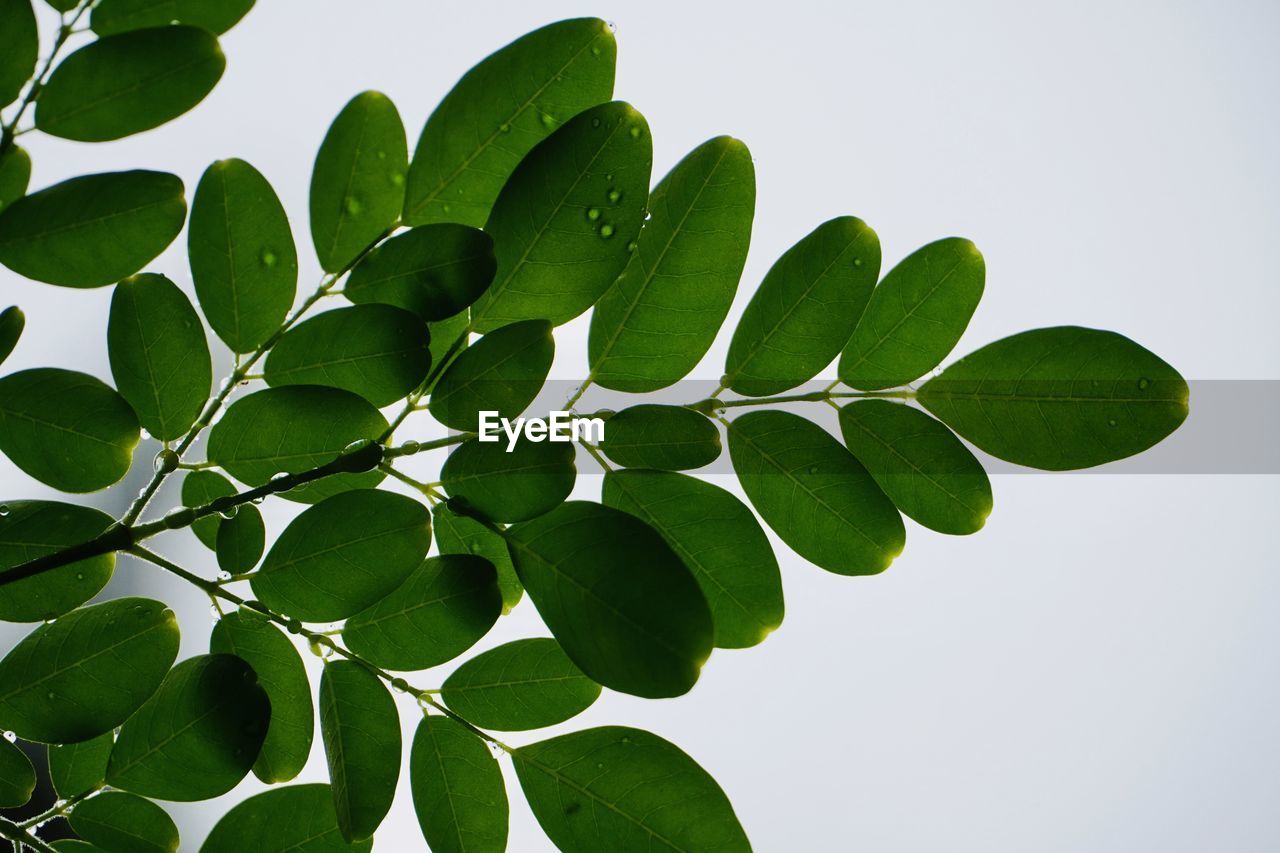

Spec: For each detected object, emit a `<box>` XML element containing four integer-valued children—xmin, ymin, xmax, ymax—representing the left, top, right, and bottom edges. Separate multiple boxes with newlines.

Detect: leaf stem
<box><xmin>0</xmin><ymin>817</ymin><xmax>57</xmax><ymax>853</ymax></box>
<box><xmin>382</xmin><ymin>326</ymin><xmax>471</xmax><ymax>441</ymax></box>
<box><xmin>581</xmin><ymin>441</ymin><xmax>612</xmax><ymax>472</ymax></box>
<box><xmin>0</xmin><ymin>0</ymin><xmax>93</xmax><ymax>160</ymax></box>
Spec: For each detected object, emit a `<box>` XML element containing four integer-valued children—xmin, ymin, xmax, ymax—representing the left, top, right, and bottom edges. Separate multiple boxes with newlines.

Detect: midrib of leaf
<box><xmin>128</xmin><ymin>288</ymin><xmax>168</xmax><ymax>437</ymax></box>
<box><xmin>270</xmin><ymin>518</ymin><xmax>423</xmax><ymax>576</ymax></box>
<box><xmin>43</xmin><ymin>50</ymin><xmax>216</xmax><ymax>126</ymax></box>
<box><xmin>108</xmin><ymin>682</ymin><xmax>244</xmax><ymax>778</ymax></box>
<box><xmin>842</xmin><ymin>254</ymin><xmax>963</xmax><ymax>377</ymax></box>
<box><xmin>353</xmin><ymin>582</ymin><xmax>480</xmax><ymax>630</ymax></box>
<box><xmin>0</xmin><ymin>405</ymin><xmax>125</xmax><ymax>451</ymax></box>
<box><xmin>320</xmin><ymin>678</ymin><xmax>353</xmax><ymax>827</ymax></box>
<box><xmin>216</xmin><ymin>166</ymin><xmax>243</xmax><ymax>346</ymax></box>
<box><xmin>0</xmin><ymin>193</ymin><xmax>173</xmax><ymax>246</ymax></box>
<box><xmin>0</xmin><ymin>617</ymin><xmax>170</xmax><ymax>702</ymax></box>
<box><xmin>447</xmin><ymin>673</ymin><xmax>586</xmax><ymax>694</ymax></box>
<box><xmin>271</xmin><ymin>344</ymin><xmax>420</xmax><ymax>377</ymax></box>
<box><xmin>423</xmin><ymin>720</ymin><xmax>469</xmax><ymax>853</ymax></box>
<box><xmin>323</xmin><ymin>103</ymin><xmax>374</xmax><ymax>266</ymax></box>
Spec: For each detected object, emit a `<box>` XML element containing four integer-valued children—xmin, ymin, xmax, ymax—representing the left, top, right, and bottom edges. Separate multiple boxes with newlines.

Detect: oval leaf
<box><xmin>0</xmin><ymin>170</ymin><xmax>185</xmax><ymax>288</ymax></box>
<box><xmin>724</xmin><ymin>216</ymin><xmax>880</xmax><ymax>396</ymax></box>
<box><xmin>199</xmin><ymin>784</ymin><xmax>371</xmax><ymax>853</ymax></box>
<box><xmin>345</xmin><ymin>224</ymin><xmax>496</xmax><ymax>322</ymax></box>
<box><xmin>441</xmin><ymin>438</ymin><xmax>575</xmax><ymax>524</ymax></box>
<box><xmin>506</xmin><ymin>501</ymin><xmax>712</xmax><ymax>699</ymax></box>
<box><xmin>728</xmin><ymin>410</ymin><xmax>905</xmax><ymax>575</ymax></box>
<box><xmin>0</xmin><ymin>305</ymin><xmax>22</xmax><ymax>366</ymax></box>
<box><xmin>410</xmin><ymin>714</ymin><xmax>508</xmax><ymax>853</ymax></box>
<box><xmin>252</xmin><ymin>489</ymin><xmax>431</xmax><ymax>622</ymax></box>
<box><xmin>0</xmin><ymin>597</ymin><xmax>179</xmax><ymax>743</ymax></box>
<box><xmin>106</xmin><ymin>653</ymin><xmax>270</xmax><ymax>801</ymax></box>
<box><xmin>0</xmin><ymin>501</ymin><xmax>114</xmax><ymax>622</ymax></box>
<box><xmin>92</xmin><ymin>0</ymin><xmax>254</xmax><ymax>35</ymax></box>
<box><xmin>469</xmin><ymin>101</ymin><xmax>653</xmax><ymax>331</ymax></box>
<box><xmin>214</xmin><ymin>504</ymin><xmax>264</xmax><ymax>576</ymax></box>
<box><xmin>69</xmin><ymin>791</ymin><xmax>179</xmax><ymax>853</ymax></box>
<box><xmin>36</xmin><ymin>27</ymin><xmax>225</xmax><ymax>142</ymax></box>
<box><xmin>441</xmin><ymin>638</ymin><xmax>599</xmax><ymax>731</ymax></box>
<box><xmin>181</xmin><ymin>470</ymin><xmax>235</xmax><ymax>550</ymax></box>
<box><xmin>319</xmin><ymin>660</ymin><xmax>400</xmax><ymax>842</ymax></box>
<box><xmin>428</xmin><ymin>319</ymin><xmax>553</xmax><ymax>432</ymax></box>
<box><xmin>49</xmin><ymin>731</ymin><xmax>114</xmax><ymax>797</ymax></box>
<box><xmin>589</xmin><ymin>136</ymin><xmax>756</xmax><ymax>391</ymax></box>
<box><xmin>0</xmin><ymin>0</ymin><xmax>37</xmax><ymax>108</ymax></box>
<box><xmin>0</xmin><ymin>146</ymin><xmax>31</xmax><ymax>213</ymax></box>
<box><xmin>432</xmin><ymin>504</ymin><xmax>522</xmax><ymax>613</ymax></box>
<box><xmin>838</xmin><ymin>400</ymin><xmax>992</xmax><ymax>534</ymax></box>
<box><xmin>917</xmin><ymin>326</ymin><xmax>1190</xmax><ymax>470</ymax></box>
<box><xmin>0</xmin><ymin>736</ymin><xmax>35</xmax><ymax>807</ymax></box>
<box><xmin>310</xmin><ymin>91</ymin><xmax>406</xmax><ymax>273</ymax></box>
<box><xmin>599</xmin><ymin>404</ymin><xmax>721</xmax><ymax>470</ymax></box>
<box><xmin>189</xmin><ymin>158</ymin><xmax>298</xmax><ymax>353</ymax></box>
<box><xmin>343</xmin><ymin>554</ymin><xmax>501</xmax><ymax>672</ymax></box>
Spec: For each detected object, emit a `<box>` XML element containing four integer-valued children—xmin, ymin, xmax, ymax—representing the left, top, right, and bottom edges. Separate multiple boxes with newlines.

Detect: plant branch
<box><xmin>382</xmin><ymin>325</ymin><xmax>471</xmax><ymax>441</ymax></box>
<box><xmin>16</xmin><ymin>787</ymin><xmax>100</xmax><ymax>830</ymax></box>
<box><xmin>0</xmin><ymin>816</ymin><xmax>58</xmax><ymax>853</ymax></box>
<box><xmin>0</xmin><ymin>0</ymin><xmax>93</xmax><ymax>161</ymax></box>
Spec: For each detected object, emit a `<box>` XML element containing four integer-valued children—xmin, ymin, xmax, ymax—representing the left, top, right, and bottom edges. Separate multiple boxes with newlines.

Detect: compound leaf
<box><xmin>91</xmin><ymin>0</ymin><xmax>254</xmax><ymax>35</ymax></box>
<box><xmin>48</xmin><ymin>731</ymin><xmax>113</xmax><ymax>796</ymax></box>
<box><xmin>200</xmin><ymin>784</ymin><xmax>372</xmax><ymax>853</ymax></box>
<box><xmin>181</xmin><ymin>470</ymin><xmax>235</xmax><ymax>550</ymax></box>
<box><xmin>319</xmin><ymin>660</ymin><xmax>400</xmax><ymax>842</ymax></box>
<box><xmin>432</xmin><ymin>504</ymin><xmax>522</xmax><ymax>613</ymax></box>
<box><xmin>0</xmin><ymin>501</ymin><xmax>114</xmax><ymax>623</ymax></box>
<box><xmin>0</xmin><ymin>146</ymin><xmax>31</xmax><ymax>213</ymax></box>
<box><xmin>598</xmin><ymin>404</ymin><xmax>721</xmax><ymax>470</ymax></box>
<box><xmin>410</xmin><ymin>715</ymin><xmax>508</xmax><ymax>853</ymax></box>
<box><xmin>0</xmin><ymin>735</ymin><xmax>34</xmax><ymax>807</ymax></box>
<box><xmin>441</xmin><ymin>638</ymin><xmax>599</xmax><ymax>731</ymax></box>
<box><xmin>69</xmin><ymin>791</ymin><xmax>179</xmax><ymax>853</ymax></box>
<box><xmin>0</xmin><ymin>0</ymin><xmax>37</xmax><ymax>108</ymax></box>
<box><xmin>214</xmin><ymin>504</ymin><xmax>264</xmax><ymax>576</ymax></box>
<box><xmin>345</xmin><ymin>224</ymin><xmax>496</xmax><ymax>322</ymax></box>
<box><xmin>441</xmin><ymin>438</ymin><xmax>576</xmax><ymax>524</ymax></box>
<box><xmin>428</xmin><ymin>319</ymin><xmax>553</xmax><ymax>432</ymax></box>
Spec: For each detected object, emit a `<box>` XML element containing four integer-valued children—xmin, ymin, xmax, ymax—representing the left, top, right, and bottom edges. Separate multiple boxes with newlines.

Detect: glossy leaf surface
<box><xmin>441</xmin><ymin>638</ymin><xmax>599</xmax><ymax>731</ymax></box>
<box><xmin>92</xmin><ymin>0</ymin><xmax>254</xmax><ymax>35</ymax></box>
<box><xmin>0</xmin><ymin>305</ymin><xmax>21</xmax><ymax>366</ymax></box>
<box><xmin>182</xmin><ymin>470</ymin><xmax>235</xmax><ymax>550</ymax></box>
<box><xmin>0</xmin><ymin>501</ymin><xmax>114</xmax><ymax>623</ymax></box>
<box><xmin>69</xmin><ymin>791</ymin><xmax>179</xmax><ymax>853</ymax></box>
<box><xmin>0</xmin><ymin>735</ymin><xmax>34</xmax><ymax>807</ymax></box>
<box><xmin>441</xmin><ymin>438</ymin><xmax>576</xmax><ymax>523</ymax></box>
<box><xmin>0</xmin><ymin>147</ymin><xmax>31</xmax><ymax>213</ymax></box>
<box><xmin>319</xmin><ymin>661</ymin><xmax>400</xmax><ymax>842</ymax></box>
<box><xmin>215</xmin><ymin>505</ymin><xmax>264</xmax><ymax>576</ymax></box>
<box><xmin>410</xmin><ymin>715</ymin><xmax>508</xmax><ymax>853</ymax></box>
<box><xmin>345</xmin><ymin>224</ymin><xmax>496</xmax><ymax>322</ymax></box>
<box><xmin>48</xmin><ymin>731</ymin><xmax>113</xmax><ymax>796</ymax></box>
<box><xmin>199</xmin><ymin>784</ymin><xmax>372</xmax><ymax>853</ymax></box>
<box><xmin>0</xmin><ymin>0</ymin><xmax>37</xmax><ymax>108</ymax></box>
<box><xmin>432</xmin><ymin>504</ymin><xmax>522</xmax><ymax>613</ymax></box>
<box><xmin>428</xmin><ymin>319</ymin><xmax>553</xmax><ymax>432</ymax></box>
<box><xmin>599</xmin><ymin>404</ymin><xmax>721</xmax><ymax>470</ymax></box>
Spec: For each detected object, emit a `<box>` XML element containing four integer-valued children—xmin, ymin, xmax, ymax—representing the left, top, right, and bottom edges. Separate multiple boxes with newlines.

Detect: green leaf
<box><xmin>0</xmin><ymin>368</ymin><xmax>140</xmax><ymax>492</ymax></box>
<box><xmin>310</xmin><ymin>91</ymin><xmax>406</xmax><ymax>273</ymax></box>
<box><xmin>207</xmin><ymin>386</ymin><xmax>387</xmax><ymax>504</ymax></box>
<box><xmin>0</xmin><ymin>146</ymin><xmax>31</xmax><ymax>213</ymax></box>
<box><xmin>44</xmin><ymin>0</ymin><xmax>76</xmax><ymax>10</ymax></box>
<box><xmin>345</xmin><ymin>224</ymin><xmax>496</xmax><ymax>322</ymax></box>
<box><xmin>917</xmin><ymin>326</ymin><xmax>1190</xmax><ymax>470</ymax></box>
<box><xmin>0</xmin><ymin>170</ymin><xmax>185</xmax><ymax>288</ymax></box>
<box><xmin>200</xmin><ymin>784</ymin><xmax>372</xmax><ymax>853</ymax></box>
<box><xmin>319</xmin><ymin>660</ymin><xmax>400</xmax><ymax>842</ymax></box>
<box><xmin>106</xmin><ymin>653</ymin><xmax>270</xmax><ymax>801</ymax></box>
<box><xmin>403</xmin><ymin>17</ymin><xmax>615</xmax><ymax>227</ymax></box>
<box><xmin>410</xmin><ymin>714</ymin><xmax>508</xmax><ymax>853</ymax></box>
<box><xmin>506</xmin><ymin>502</ymin><xmax>712</xmax><ymax>698</ymax></box>
<box><xmin>441</xmin><ymin>438</ymin><xmax>576</xmax><ymax>523</ymax></box>
<box><xmin>598</xmin><ymin>404</ymin><xmax>721</xmax><ymax>470</ymax></box>
<box><xmin>727</xmin><ymin>410</ymin><xmax>905</xmax><ymax>575</ymax></box>
<box><xmin>189</xmin><ymin>159</ymin><xmax>298</xmax><ymax>353</ymax></box>
<box><xmin>469</xmin><ymin>101</ymin><xmax>653</xmax><ymax>331</ymax></box>
<box><xmin>0</xmin><ymin>597</ymin><xmax>178</xmax><ymax>743</ymax></box>
<box><xmin>514</xmin><ymin>726</ymin><xmax>750</xmax><ymax>851</ymax></box>
<box><xmin>264</xmin><ymin>305</ymin><xmax>431</xmax><ymax>407</ymax></box>
<box><xmin>181</xmin><ymin>470</ymin><xmax>235</xmax><ymax>550</ymax></box>
<box><xmin>838</xmin><ymin>400</ymin><xmax>992</xmax><ymax>535</ymax></box>
<box><xmin>0</xmin><ymin>0</ymin><xmax>37</xmax><ymax>108</ymax></box>
<box><xmin>441</xmin><ymin>638</ymin><xmax>600</xmax><ymax>731</ymax></box>
<box><xmin>0</xmin><ymin>501</ymin><xmax>114</xmax><ymax>623</ymax></box>
<box><xmin>108</xmin><ymin>273</ymin><xmax>212</xmax><ymax>441</ymax></box>
<box><xmin>36</xmin><ymin>27</ymin><xmax>225</xmax><ymax>142</ymax></box>
<box><xmin>252</xmin><ymin>489</ymin><xmax>431</xmax><ymax>622</ymax></box>
<box><xmin>603</xmin><ymin>469</ymin><xmax>783</xmax><ymax>649</ymax></box>
<box><xmin>343</xmin><ymin>554</ymin><xmax>501</xmax><ymax>671</ymax></box>
<box><xmin>0</xmin><ymin>306</ymin><xmax>22</xmax><ymax>366</ymax></box>
<box><xmin>0</xmin><ymin>735</ymin><xmax>35</xmax><ymax>807</ymax></box>
<box><xmin>210</xmin><ymin>610</ymin><xmax>312</xmax><ymax>784</ymax></box>
<box><xmin>428</xmin><ymin>311</ymin><xmax>470</xmax><ymax>372</ymax></box>
<box><xmin>432</xmin><ymin>504</ymin><xmax>522</xmax><ymax>613</ymax></box>
<box><xmin>724</xmin><ymin>216</ymin><xmax>880</xmax><ymax>396</ymax></box>
<box><xmin>589</xmin><ymin>136</ymin><xmax>756</xmax><ymax>392</ymax></box>
<box><xmin>49</xmin><ymin>731</ymin><xmax>113</xmax><ymax>797</ymax></box>
<box><xmin>69</xmin><ymin>791</ymin><xmax>179</xmax><ymax>853</ymax></box>
<box><xmin>428</xmin><ymin>319</ymin><xmax>553</xmax><ymax>432</ymax></box>
<box><xmin>840</xmin><ymin>237</ymin><xmax>985</xmax><ymax>390</ymax></box>
<box><xmin>92</xmin><ymin>0</ymin><xmax>254</xmax><ymax>35</ymax></box>
<box><xmin>215</xmin><ymin>504</ymin><xmax>264</xmax><ymax>575</ymax></box>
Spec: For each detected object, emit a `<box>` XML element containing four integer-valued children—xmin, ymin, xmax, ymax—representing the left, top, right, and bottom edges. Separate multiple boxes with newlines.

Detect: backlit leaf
<box><xmin>345</xmin><ymin>224</ymin><xmax>496</xmax><ymax>322</ymax></box>
<box><xmin>215</xmin><ymin>504</ymin><xmax>264</xmax><ymax>576</ymax></box>
<box><xmin>0</xmin><ymin>146</ymin><xmax>31</xmax><ymax>213</ymax></box>
<box><xmin>91</xmin><ymin>0</ymin><xmax>254</xmax><ymax>35</ymax></box>
<box><xmin>441</xmin><ymin>638</ymin><xmax>599</xmax><ymax>731</ymax></box>
<box><xmin>599</xmin><ymin>404</ymin><xmax>721</xmax><ymax>470</ymax></box>
<box><xmin>69</xmin><ymin>791</ymin><xmax>179</xmax><ymax>853</ymax></box>
<box><xmin>0</xmin><ymin>735</ymin><xmax>34</xmax><ymax>807</ymax></box>
<box><xmin>49</xmin><ymin>731</ymin><xmax>113</xmax><ymax>797</ymax></box>
<box><xmin>319</xmin><ymin>660</ymin><xmax>400</xmax><ymax>842</ymax></box>
<box><xmin>0</xmin><ymin>0</ymin><xmax>37</xmax><ymax>108</ymax></box>
<box><xmin>0</xmin><ymin>501</ymin><xmax>114</xmax><ymax>623</ymax></box>
<box><xmin>432</xmin><ymin>504</ymin><xmax>522</xmax><ymax>613</ymax></box>
<box><xmin>428</xmin><ymin>319</ymin><xmax>553</xmax><ymax>432</ymax></box>
<box><xmin>0</xmin><ymin>306</ymin><xmax>21</xmax><ymax>366</ymax></box>
<box><xmin>200</xmin><ymin>784</ymin><xmax>372</xmax><ymax>853</ymax></box>
<box><xmin>410</xmin><ymin>715</ymin><xmax>508</xmax><ymax>853</ymax></box>
<box><xmin>441</xmin><ymin>438</ymin><xmax>575</xmax><ymax>523</ymax></box>
<box><xmin>181</xmin><ymin>470</ymin><xmax>235</xmax><ymax>550</ymax></box>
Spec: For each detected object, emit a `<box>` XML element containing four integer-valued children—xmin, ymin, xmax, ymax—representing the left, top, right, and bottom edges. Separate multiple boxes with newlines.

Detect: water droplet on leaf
<box><xmin>344</xmin><ymin>197</ymin><xmax>363</xmax><ymax>216</ymax></box>
<box><xmin>1137</xmin><ymin>377</ymin><xmax>1150</xmax><ymax>390</ymax></box>
<box><xmin>153</xmin><ymin>449</ymin><xmax>179</xmax><ymax>473</ymax></box>
<box><xmin>259</xmin><ymin>249</ymin><xmax>277</xmax><ymax>268</ymax></box>
<box><xmin>599</xmin><ymin>223</ymin><xmax>615</xmax><ymax>238</ymax></box>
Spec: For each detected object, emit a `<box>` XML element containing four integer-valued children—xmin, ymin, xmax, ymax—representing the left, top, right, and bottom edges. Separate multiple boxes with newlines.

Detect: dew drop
<box><xmin>270</xmin><ymin>471</ymin><xmax>290</xmax><ymax>482</ymax></box>
<box><xmin>1137</xmin><ymin>377</ymin><xmax>1150</xmax><ymax>390</ymax></box>
<box><xmin>591</xmin><ymin>45</ymin><xmax>602</xmax><ymax>56</ymax></box>
<box><xmin>607</xmin><ymin>188</ymin><xmax>622</xmax><ymax>204</ymax></box>
<box><xmin>391</xmin><ymin>677</ymin><xmax>409</xmax><ymax>694</ymax></box>
<box><xmin>343</xmin><ymin>438</ymin><xmax>374</xmax><ymax>455</ymax></box>
<box><xmin>628</xmin><ymin>125</ymin><xmax>642</xmax><ymax>139</ymax></box>
<box><xmin>442</xmin><ymin>203</ymin><xmax>452</xmax><ymax>214</ymax></box>
<box><xmin>540</xmin><ymin>113</ymin><xmax>556</xmax><ymax>129</ymax></box>
<box><xmin>853</xmin><ymin>258</ymin><xmax>863</xmax><ymax>268</ymax></box>
<box><xmin>399</xmin><ymin>439</ymin><xmax>420</xmax><ymax>454</ymax></box>
<box><xmin>596</xmin><ymin>762</ymin><xmax>604</xmax><ymax>769</ymax></box>
<box><xmin>344</xmin><ymin>197</ymin><xmax>363</xmax><ymax>216</ymax></box>
<box><xmin>308</xmin><ymin>637</ymin><xmax>332</xmax><ymax>659</ymax></box>
<box><xmin>606</xmin><ymin>20</ymin><xmax>617</xmax><ymax>33</ymax></box>
<box><xmin>599</xmin><ymin>223</ymin><xmax>615</xmax><ymax>238</ymax></box>
<box><xmin>259</xmin><ymin>249</ymin><xmax>278</xmax><ymax>268</ymax></box>
<box><xmin>140</xmin><ymin>427</ymin><xmax>152</xmax><ymax>440</ymax></box>
<box><xmin>285</xmin><ymin>619</ymin><xmax>302</xmax><ymax>635</ymax></box>
<box><xmin>217</xmin><ymin>570</ymin><xmax>231</xmax><ymax>581</ymax></box>
<box><xmin>75</xmin><ymin>573</ymin><xmax>84</xmax><ymax>581</ymax></box>
<box><xmin>218</xmin><ymin>505</ymin><xmax>239</xmax><ymax>520</ymax></box>
<box><xmin>591</xmin><ymin>117</ymin><xmax>601</xmax><ymax>128</ymax></box>
<box><xmin>0</xmin><ymin>505</ymin><xmax>8</xmax><ymax>518</ymax></box>
<box><xmin>1</xmin><ymin>731</ymin><xmax>14</xmax><ymax>743</ymax></box>
<box><xmin>1108</xmin><ymin>418</ymin><xmax>1118</xmax><ymax>427</ymax></box>
<box><xmin>807</xmin><ymin>465</ymin><xmax>819</xmax><ymax>474</ymax></box>
<box><xmin>498</xmin><ymin>122</ymin><xmax>511</xmax><ymax>133</ymax></box>
<box><xmin>469</xmin><ymin>542</ymin><xmax>483</xmax><ymax>554</ymax></box>
<box><xmin>586</xmin><ymin>207</ymin><xmax>602</xmax><ymax>222</ymax></box>
<box><xmin>626</xmin><ymin>240</ymin><xmax>638</xmax><ymax>253</ymax></box>
<box><xmin>153</xmin><ymin>448</ymin><xmax>180</xmax><ymax>474</ymax></box>
<box><xmin>376</xmin><ymin>150</ymin><xmax>387</xmax><ymax>160</ymax></box>
<box><xmin>390</xmin><ymin>172</ymin><xmax>405</xmax><ymax>187</ymax></box>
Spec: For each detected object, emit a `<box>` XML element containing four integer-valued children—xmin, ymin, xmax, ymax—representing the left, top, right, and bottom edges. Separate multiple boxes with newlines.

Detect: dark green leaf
<box><xmin>603</xmin><ymin>469</ymin><xmax>783</xmax><ymax>649</ymax></box>
<box><xmin>207</xmin><ymin>386</ymin><xmax>387</xmax><ymax>504</ymax></box>
<box><xmin>599</xmin><ymin>404</ymin><xmax>721</xmax><ymax>470</ymax></box>
<box><xmin>469</xmin><ymin>101</ymin><xmax>653</xmax><ymax>331</ymax></box>
<box><xmin>514</xmin><ymin>726</ymin><xmax>749</xmax><ymax>851</ymax></box>
<box><xmin>428</xmin><ymin>319</ymin><xmax>553</xmax><ymax>432</ymax></box>
<box><xmin>345</xmin><ymin>224</ymin><xmax>496</xmax><ymax>322</ymax></box>
<box><xmin>92</xmin><ymin>0</ymin><xmax>254</xmax><ymax>35</ymax></box>
<box><xmin>200</xmin><ymin>784</ymin><xmax>372</xmax><ymax>853</ymax></box>
<box><xmin>589</xmin><ymin>136</ymin><xmax>756</xmax><ymax>391</ymax></box>
<box><xmin>36</xmin><ymin>27</ymin><xmax>224</xmax><ymax>142</ymax></box>
<box><xmin>840</xmin><ymin>237</ymin><xmax>985</xmax><ymax>390</ymax></box>
<box><xmin>403</xmin><ymin>17</ymin><xmax>615</xmax><ymax>227</ymax></box>
<box><xmin>506</xmin><ymin>502</ymin><xmax>712</xmax><ymax>698</ymax></box>
<box><xmin>0</xmin><ymin>735</ymin><xmax>34</xmax><ymax>807</ymax></box>
<box><xmin>838</xmin><ymin>400</ymin><xmax>992</xmax><ymax>534</ymax></box>
<box><xmin>44</xmin><ymin>0</ymin><xmax>76</xmax><ymax>9</ymax></box>
<box><xmin>252</xmin><ymin>489</ymin><xmax>431</xmax><ymax>622</ymax></box>
<box><xmin>0</xmin><ymin>146</ymin><xmax>31</xmax><ymax>212</ymax></box>
<box><xmin>210</xmin><ymin>611</ymin><xmax>313</xmax><ymax>784</ymax></box>
<box><xmin>108</xmin><ymin>273</ymin><xmax>211</xmax><ymax>440</ymax></box>
<box><xmin>0</xmin><ymin>501</ymin><xmax>114</xmax><ymax>622</ymax></box>
<box><xmin>310</xmin><ymin>91</ymin><xmax>406</xmax><ymax>273</ymax></box>
<box><xmin>441</xmin><ymin>638</ymin><xmax>599</xmax><ymax>731</ymax></box>
<box><xmin>106</xmin><ymin>653</ymin><xmax>270</xmax><ymax>801</ymax></box>
<box><xmin>0</xmin><ymin>597</ymin><xmax>178</xmax><ymax>743</ymax></box>
<box><xmin>51</xmin><ymin>842</ymin><xmax>107</xmax><ymax>852</ymax></box>
<box><xmin>215</xmin><ymin>504</ymin><xmax>264</xmax><ymax>575</ymax></box>
<box><xmin>432</xmin><ymin>504</ymin><xmax>522</xmax><ymax>613</ymax></box>
<box><xmin>728</xmin><ymin>410</ymin><xmax>905</xmax><ymax>575</ymax></box>
<box><xmin>0</xmin><ymin>306</ymin><xmax>21</xmax><ymax>366</ymax></box>
<box><xmin>0</xmin><ymin>368</ymin><xmax>139</xmax><ymax>492</ymax></box>
<box><xmin>264</xmin><ymin>305</ymin><xmax>431</xmax><ymax>406</ymax></box>
<box><xmin>181</xmin><ymin>470</ymin><xmax>235</xmax><ymax>550</ymax></box>
<box><xmin>49</xmin><ymin>731</ymin><xmax>113</xmax><ymax>797</ymax></box>
<box><xmin>0</xmin><ymin>0</ymin><xmax>37</xmax><ymax>108</ymax></box>
<box><xmin>724</xmin><ymin>216</ymin><xmax>880</xmax><ymax>396</ymax></box>
<box><xmin>69</xmin><ymin>791</ymin><xmax>179</xmax><ymax>853</ymax></box>
<box><xmin>410</xmin><ymin>714</ymin><xmax>508</xmax><ymax>853</ymax></box>
<box><xmin>917</xmin><ymin>326</ymin><xmax>1189</xmax><ymax>469</ymax></box>
<box><xmin>342</xmin><ymin>552</ymin><xmax>502</xmax><ymax>671</ymax></box>
<box><xmin>319</xmin><ymin>660</ymin><xmax>400</xmax><ymax>842</ymax></box>
<box><xmin>428</xmin><ymin>311</ymin><xmax>470</xmax><ymax>372</ymax></box>
<box><xmin>441</xmin><ymin>438</ymin><xmax>575</xmax><ymax>523</ymax></box>
<box><xmin>0</xmin><ymin>170</ymin><xmax>185</xmax><ymax>288</ymax></box>
<box><xmin>189</xmin><ymin>159</ymin><xmax>298</xmax><ymax>353</ymax></box>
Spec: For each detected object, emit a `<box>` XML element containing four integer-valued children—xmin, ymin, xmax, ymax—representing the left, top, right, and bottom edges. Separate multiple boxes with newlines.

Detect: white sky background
<box><xmin>2</xmin><ymin>0</ymin><xmax>1279</xmax><ymax>849</ymax></box>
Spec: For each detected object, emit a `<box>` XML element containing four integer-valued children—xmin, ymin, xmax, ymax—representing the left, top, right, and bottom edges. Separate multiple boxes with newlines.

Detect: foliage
<box><xmin>0</xmin><ymin>4</ymin><xmax>1188</xmax><ymax>851</ymax></box>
